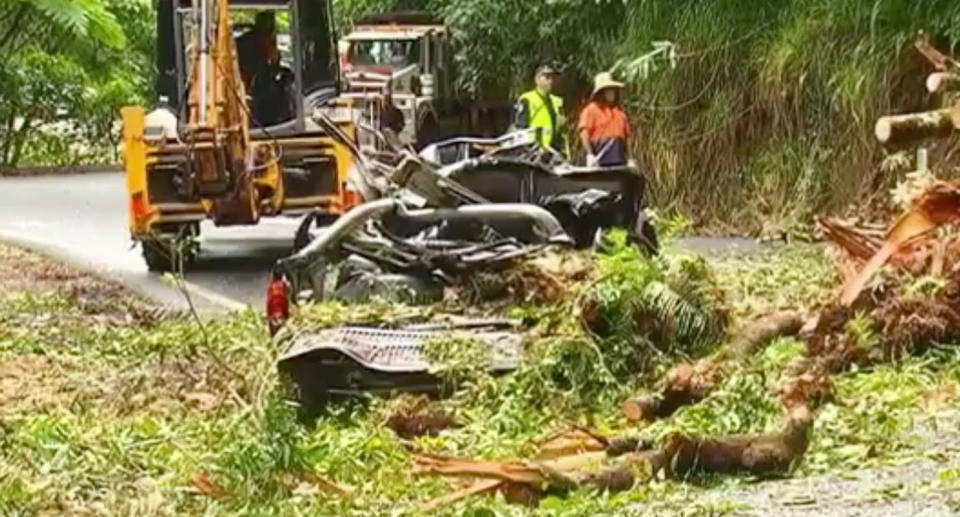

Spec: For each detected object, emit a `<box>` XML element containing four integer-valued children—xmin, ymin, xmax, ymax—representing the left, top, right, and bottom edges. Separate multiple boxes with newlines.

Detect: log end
<box><xmin>622</xmin><ymin>397</ymin><xmax>656</xmax><ymax>423</ymax></box>
<box><xmin>875</xmin><ymin>117</ymin><xmax>893</xmax><ymax>144</ymax></box>
<box><xmin>927</xmin><ymin>72</ymin><xmax>960</xmax><ymax>94</ymax></box>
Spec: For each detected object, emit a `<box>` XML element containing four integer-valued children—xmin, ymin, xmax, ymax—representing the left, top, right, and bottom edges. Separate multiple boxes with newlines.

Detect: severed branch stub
<box><xmin>874</xmin><ymin>109</ymin><xmax>954</xmax><ymax>145</ymax></box>
<box><xmin>927</xmin><ymin>72</ymin><xmax>960</xmax><ymax>93</ymax></box>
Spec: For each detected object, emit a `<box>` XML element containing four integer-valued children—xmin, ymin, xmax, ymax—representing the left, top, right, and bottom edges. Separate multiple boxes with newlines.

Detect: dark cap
<box><xmin>536</xmin><ymin>65</ymin><xmax>558</xmax><ymax>77</ymax></box>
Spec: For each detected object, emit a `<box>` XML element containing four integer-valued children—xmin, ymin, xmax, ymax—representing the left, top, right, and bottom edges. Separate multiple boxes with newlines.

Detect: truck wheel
<box><xmin>141</xmin><ymin>240</ymin><xmax>179</xmax><ymax>272</ymax></box>
<box><xmin>141</xmin><ymin>223</ymin><xmax>200</xmax><ymax>272</ymax></box>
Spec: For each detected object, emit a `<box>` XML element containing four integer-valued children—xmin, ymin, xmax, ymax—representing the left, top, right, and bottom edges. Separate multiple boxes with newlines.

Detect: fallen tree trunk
<box><xmin>658</xmin><ymin>401</ymin><xmax>813</xmax><ymax>477</ymax></box>
<box><xmin>874</xmin><ymin>109</ymin><xmax>954</xmax><ymax>145</ymax></box>
<box><xmin>622</xmin><ymin>360</ymin><xmax>721</xmax><ymax>422</ymax></box>
<box><xmin>623</xmin><ymin>311</ymin><xmax>804</xmax><ymax>423</ymax></box>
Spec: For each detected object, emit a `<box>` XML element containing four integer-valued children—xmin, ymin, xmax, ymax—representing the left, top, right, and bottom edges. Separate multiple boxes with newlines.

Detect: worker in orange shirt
<box><xmin>578</xmin><ymin>72</ymin><xmax>630</xmax><ymax>167</ymax></box>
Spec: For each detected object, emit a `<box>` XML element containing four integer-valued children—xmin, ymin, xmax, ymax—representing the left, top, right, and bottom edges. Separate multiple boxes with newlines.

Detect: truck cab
<box><xmin>332</xmin><ymin>12</ymin><xmax>509</xmax><ymax>150</ymax></box>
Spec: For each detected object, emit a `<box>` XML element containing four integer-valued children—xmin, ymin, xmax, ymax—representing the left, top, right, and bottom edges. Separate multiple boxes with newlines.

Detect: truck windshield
<box><xmin>350</xmin><ymin>39</ymin><xmax>419</xmax><ymax>68</ymax></box>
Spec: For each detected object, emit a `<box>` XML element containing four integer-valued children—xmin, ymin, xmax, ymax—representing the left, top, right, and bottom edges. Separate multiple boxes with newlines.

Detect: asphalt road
<box><xmin>0</xmin><ymin>171</ymin><xmax>301</xmax><ymax>312</ymax></box>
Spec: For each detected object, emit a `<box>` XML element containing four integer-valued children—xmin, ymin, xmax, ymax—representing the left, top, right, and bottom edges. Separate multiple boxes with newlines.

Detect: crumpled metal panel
<box><xmin>279</xmin><ymin>325</ymin><xmax>523</xmax><ymax>374</ymax></box>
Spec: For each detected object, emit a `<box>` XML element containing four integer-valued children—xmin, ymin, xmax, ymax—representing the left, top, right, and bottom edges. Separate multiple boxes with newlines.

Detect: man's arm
<box><xmin>578</xmin><ymin>105</ymin><xmax>596</xmax><ymax>164</ymax></box>
<box><xmin>580</xmin><ymin>130</ymin><xmax>593</xmax><ymax>155</ymax></box>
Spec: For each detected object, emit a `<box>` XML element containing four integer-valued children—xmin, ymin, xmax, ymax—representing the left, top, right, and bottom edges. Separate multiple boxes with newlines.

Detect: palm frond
<box><xmin>639</xmin><ymin>279</ymin><xmax>721</xmax><ymax>351</ymax></box>
<box><xmin>29</xmin><ymin>0</ymin><xmax>89</xmax><ymax>39</ymax></box>
<box><xmin>74</xmin><ymin>0</ymin><xmax>125</xmax><ymax>48</ymax></box>
<box><xmin>6</xmin><ymin>0</ymin><xmax>125</xmax><ymax>51</ymax></box>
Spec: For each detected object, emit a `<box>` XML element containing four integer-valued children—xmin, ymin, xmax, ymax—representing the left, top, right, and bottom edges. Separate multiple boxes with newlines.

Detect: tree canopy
<box><xmin>0</xmin><ymin>0</ymin><xmax>151</xmax><ymax>167</ymax></box>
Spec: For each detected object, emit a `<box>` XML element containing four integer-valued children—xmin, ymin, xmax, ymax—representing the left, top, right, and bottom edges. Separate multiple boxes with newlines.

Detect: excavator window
<box><xmin>163</xmin><ymin>0</ymin><xmax>338</xmax><ymax>131</ymax></box>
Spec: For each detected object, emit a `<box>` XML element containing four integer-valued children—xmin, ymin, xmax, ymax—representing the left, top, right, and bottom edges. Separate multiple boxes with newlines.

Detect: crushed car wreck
<box><xmin>272</xmin><ymin>113</ymin><xmax>658</xmax><ymax>401</ymax></box>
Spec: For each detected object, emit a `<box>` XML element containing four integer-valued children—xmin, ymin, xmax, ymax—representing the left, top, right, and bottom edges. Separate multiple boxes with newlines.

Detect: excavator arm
<box><xmin>182</xmin><ymin>0</ymin><xmax>282</xmax><ymax>225</ymax></box>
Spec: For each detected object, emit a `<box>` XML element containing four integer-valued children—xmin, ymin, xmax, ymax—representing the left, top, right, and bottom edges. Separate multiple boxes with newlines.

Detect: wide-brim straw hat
<box><xmin>592</xmin><ymin>72</ymin><xmax>624</xmax><ymax>97</ymax></box>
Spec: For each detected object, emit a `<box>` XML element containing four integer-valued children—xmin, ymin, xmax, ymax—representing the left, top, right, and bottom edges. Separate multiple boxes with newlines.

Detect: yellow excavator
<box><xmin>121</xmin><ymin>0</ymin><xmax>355</xmax><ymax>271</ymax></box>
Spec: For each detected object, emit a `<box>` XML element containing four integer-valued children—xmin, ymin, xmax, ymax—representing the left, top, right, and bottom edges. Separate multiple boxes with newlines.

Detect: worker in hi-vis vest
<box><xmin>513</xmin><ymin>65</ymin><xmax>568</xmax><ymax>156</ymax></box>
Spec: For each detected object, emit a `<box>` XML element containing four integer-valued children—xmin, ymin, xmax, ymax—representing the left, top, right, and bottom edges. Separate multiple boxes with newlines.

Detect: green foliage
<box><xmin>588</xmin><ymin>231</ymin><xmax>725</xmax><ymax>376</ymax></box>
<box><xmin>651</xmin><ymin>369</ymin><xmax>783</xmax><ymax>437</ymax></box>
<box><xmin>423</xmin><ymin>335</ymin><xmax>491</xmax><ymax>391</ymax></box>
<box><xmin>0</xmin><ymin>50</ymin><xmax>88</xmax><ymax>166</ymax></box>
<box><xmin>0</xmin><ymin>0</ymin><xmax>126</xmax><ymax>54</ymax></box>
<box><xmin>846</xmin><ymin>312</ymin><xmax>881</xmax><ymax>355</ymax></box>
<box><xmin>761</xmin><ymin>337</ymin><xmax>806</xmax><ymax>370</ymax></box>
<box><xmin>0</xmin><ymin>0</ymin><xmax>150</xmax><ymax>167</ymax></box>
<box><xmin>802</xmin><ymin>360</ymin><xmax>937</xmax><ymax>474</ymax></box>
<box><xmin>648</xmin><ymin>209</ymin><xmax>694</xmax><ymax>242</ymax></box>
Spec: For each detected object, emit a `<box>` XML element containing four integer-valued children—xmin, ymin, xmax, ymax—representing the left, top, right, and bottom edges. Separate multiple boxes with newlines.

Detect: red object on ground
<box><xmin>266</xmin><ymin>273</ymin><xmax>290</xmax><ymax>335</ymax></box>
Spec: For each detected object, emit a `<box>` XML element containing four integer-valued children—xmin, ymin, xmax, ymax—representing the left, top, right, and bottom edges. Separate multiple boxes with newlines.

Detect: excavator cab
<box><xmin>121</xmin><ymin>0</ymin><xmax>355</xmax><ymax>271</ymax></box>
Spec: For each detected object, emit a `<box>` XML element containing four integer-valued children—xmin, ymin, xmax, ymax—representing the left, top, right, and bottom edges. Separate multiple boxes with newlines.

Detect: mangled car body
<box><xmin>274</xmin><ymin>117</ymin><xmax>657</xmax><ymax>400</ymax></box>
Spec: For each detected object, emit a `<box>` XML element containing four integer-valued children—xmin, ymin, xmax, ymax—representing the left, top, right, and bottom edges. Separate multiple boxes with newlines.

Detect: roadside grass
<box><xmin>1</xmin><ymin>242</ymin><xmax>959</xmax><ymax>516</ymax></box>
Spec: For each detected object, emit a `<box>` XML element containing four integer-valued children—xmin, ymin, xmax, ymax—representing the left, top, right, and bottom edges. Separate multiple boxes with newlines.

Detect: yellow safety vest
<box><xmin>519</xmin><ymin>90</ymin><xmax>567</xmax><ymax>154</ymax></box>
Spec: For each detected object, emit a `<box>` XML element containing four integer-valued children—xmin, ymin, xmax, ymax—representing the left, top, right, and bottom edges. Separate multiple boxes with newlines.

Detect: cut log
<box><xmin>622</xmin><ymin>360</ymin><xmax>722</xmax><ymax>423</ymax></box>
<box><xmin>874</xmin><ymin>109</ymin><xmax>954</xmax><ymax>145</ymax></box>
<box><xmin>575</xmin><ymin>465</ymin><xmax>636</xmax><ymax>491</ymax></box>
<box><xmin>927</xmin><ymin>72</ymin><xmax>960</xmax><ymax>93</ymax></box>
